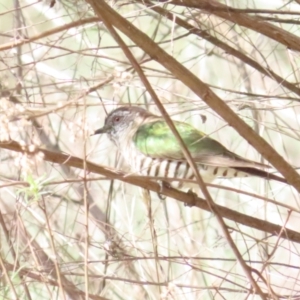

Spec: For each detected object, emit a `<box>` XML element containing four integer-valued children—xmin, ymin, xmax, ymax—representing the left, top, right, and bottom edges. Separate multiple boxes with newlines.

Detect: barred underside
<box><xmin>130</xmin><ymin>152</ymin><xmax>250</xmax><ymax>186</ymax></box>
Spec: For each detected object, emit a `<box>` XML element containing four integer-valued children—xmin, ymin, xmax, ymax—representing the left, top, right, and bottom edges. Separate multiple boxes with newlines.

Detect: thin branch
<box><xmin>0</xmin><ymin>139</ymin><xmax>298</xmax><ymax>244</ymax></box>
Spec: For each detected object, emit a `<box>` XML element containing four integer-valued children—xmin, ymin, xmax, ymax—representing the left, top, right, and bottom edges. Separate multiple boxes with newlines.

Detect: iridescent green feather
<box><xmin>134</xmin><ymin>120</ymin><xmax>227</xmax><ymax>158</ymax></box>
<box><xmin>133</xmin><ymin>120</ymin><xmax>268</xmax><ymax>168</ymax></box>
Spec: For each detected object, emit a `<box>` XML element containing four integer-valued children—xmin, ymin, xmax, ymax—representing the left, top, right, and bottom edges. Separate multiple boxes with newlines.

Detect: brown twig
<box><xmin>0</xmin><ymin>139</ymin><xmax>298</xmax><ymax>244</ymax></box>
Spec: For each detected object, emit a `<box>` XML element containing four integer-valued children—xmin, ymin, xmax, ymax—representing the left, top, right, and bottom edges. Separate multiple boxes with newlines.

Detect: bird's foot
<box><xmin>157</xmin><ymin>180</ymin><xmax>171</xmax><ymax>200</ymax></box>
<box><xmin>185</xmin><ymin>189</ymin><xmax>198</xmax><ymax>207</ymax></box>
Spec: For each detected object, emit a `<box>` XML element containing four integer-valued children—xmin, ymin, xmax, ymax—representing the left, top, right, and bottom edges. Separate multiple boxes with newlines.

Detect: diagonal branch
<box><xmin>83</xmin><ymin>0</ymin><xmax>300</xmax><ymax>193</ymax></box>
<box><xmin>164</xmin><ymin>0</ymin><xmax>300</xmax><ymax>52</ymax></box>
<box><xmin>141</xmin><ymin>0</ymin><xmax>300</xmax><ymax>98</ymax></box>
<box><xmin>0</xmin><ymin>139</ymin><xmax>299</xmax><ymax>244</ymax></box>
<box><xmin>89</xmin><ymin>3</ymin><xmax>266</xmax><ymax>297</ymax></box>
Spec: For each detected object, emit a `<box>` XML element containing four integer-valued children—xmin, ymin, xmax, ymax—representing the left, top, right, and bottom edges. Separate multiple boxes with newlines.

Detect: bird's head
<box><xmin>93</xmin><ymin>106</ymin><xmax>152</xmax><ymax>144</ymax></box>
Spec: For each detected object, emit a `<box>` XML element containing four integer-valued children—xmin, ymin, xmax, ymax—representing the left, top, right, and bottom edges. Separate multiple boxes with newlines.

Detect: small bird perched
<box><xmin>93</xmin><ymin>106</ymin><xmax>286</xmax><ymax>186</ymax></box>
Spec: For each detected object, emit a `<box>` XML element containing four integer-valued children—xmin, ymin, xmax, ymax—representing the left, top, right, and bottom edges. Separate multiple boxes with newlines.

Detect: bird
<box><xmin>93</xmin><ymin>106</ymin><xmax>287</xmax><ymax>187</ymax></box>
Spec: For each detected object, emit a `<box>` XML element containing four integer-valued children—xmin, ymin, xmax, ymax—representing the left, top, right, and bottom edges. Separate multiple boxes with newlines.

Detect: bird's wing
<box><xmin>133</xmin><ymin>120</ymin><xmax>270</xmax><ymax>169</ymax></box>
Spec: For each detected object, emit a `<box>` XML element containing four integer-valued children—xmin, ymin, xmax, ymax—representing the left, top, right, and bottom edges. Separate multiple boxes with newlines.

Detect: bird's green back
<box><xmin>133</xmin><ymin>120</ymin><xmax>269</xmax><ymax>169</ymax></box>
<box><xmin>133</xmin><ymin>120</ymin><xmax>228</xmax><ymax>160</ymax></box>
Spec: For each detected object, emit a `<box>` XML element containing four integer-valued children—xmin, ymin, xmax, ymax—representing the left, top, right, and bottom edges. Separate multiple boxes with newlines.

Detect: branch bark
<box><xmin>0</xmin><ymin>140</ymin><xmax>299</xmax><ymax>244</ymax></box>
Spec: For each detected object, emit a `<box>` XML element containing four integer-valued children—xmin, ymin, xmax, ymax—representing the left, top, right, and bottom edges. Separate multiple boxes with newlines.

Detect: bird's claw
<box><xmin>185</xmin><ymin>189</ymin><xmax>198</xmax><ymax>207</ymax></box>
<box><xmin>157</xmin><ymin>180</ymin><xmax>171</xmax><ymax>200</ymax></box>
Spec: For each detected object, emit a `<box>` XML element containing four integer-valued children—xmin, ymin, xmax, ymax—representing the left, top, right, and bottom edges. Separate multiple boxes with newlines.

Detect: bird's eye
<box><xmin>113</xmin><ymin>116</ymin><xmax>121</xmax><ymax>123</ymax></box>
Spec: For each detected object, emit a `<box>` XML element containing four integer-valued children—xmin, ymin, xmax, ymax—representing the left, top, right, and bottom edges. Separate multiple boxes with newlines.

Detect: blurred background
<box><xmin>0</xmin><ymin>0</ymin><xmax>300</xmax><ymax>299</ymax></box>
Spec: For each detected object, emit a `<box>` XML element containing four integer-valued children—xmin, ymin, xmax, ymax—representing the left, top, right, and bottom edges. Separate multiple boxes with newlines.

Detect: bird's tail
<box><xmin>233</xmin><ymin>167</ymin><xmax>287</xmax><ymax>184</ymax></box>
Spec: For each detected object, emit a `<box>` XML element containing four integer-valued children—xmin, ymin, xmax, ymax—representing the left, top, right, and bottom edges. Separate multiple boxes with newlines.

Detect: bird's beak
<box><xmin>91</xmin><ymin>125</ymin><xmax>111</xmax><ymax>136</ymax></box>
